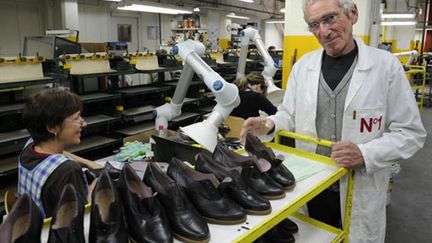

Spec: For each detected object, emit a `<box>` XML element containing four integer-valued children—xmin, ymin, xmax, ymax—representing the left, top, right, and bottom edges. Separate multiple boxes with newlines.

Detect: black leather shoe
<box><xmin>144</xmin><ymin>162</ymin><xmax>210</xmax><ymax>243</ymax></box>
<box><xmin>245</xmin><ymin>133</ymin><xmax>296</xmax><ymax>190</ymax></box>
<box><xmin>89</xmin><ymin>170</ymin><xmax>128</xmax><ymax>243</ymax></box>
<box><xmin>90</xmin><ymin>162</ymin><xmax>122</xmax><ymax>182</ymax></box>
<box><xmin>0</xmin><ymin>193</ymin><xmax>42</xmax><ymax>243</ymax></box>
<box><xmin>264</xmin><ymin>226</ymin><xmax>295</xmax><ymax>243</ymax></box>
<box><xmin>168</xmin><ymin>157</ymin><xmax>247</xmax><ymax>224</ymax></box>
<box><xmin>195</xmin><ymin>153</ymin><xmax>271</xmax><ymax>215</ymax></box>
<box><xmin>48</xmin><ymin>184</ymin><xmax>85</xmax><ymax>243</ymax></box>
<box><xmin>117</xmin><ymin>164</ymin><xmax>172</xmax><ymax>243</ymax></box>
<box><xmin>278</xmin><ymin>218</ymin><xmax>299</xmax><ymax>234</ymax></box>
<box><xmin>213</xmin><ymin>144</ymin><xmax>285</xmax><ymax>200</ymax></box>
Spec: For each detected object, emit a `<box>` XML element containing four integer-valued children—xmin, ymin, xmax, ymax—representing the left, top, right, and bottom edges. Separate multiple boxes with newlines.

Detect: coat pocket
<box><xmin>344</xmin><ymin>107</ymin><xmax>385</xmax><ymax>143</ymax></box>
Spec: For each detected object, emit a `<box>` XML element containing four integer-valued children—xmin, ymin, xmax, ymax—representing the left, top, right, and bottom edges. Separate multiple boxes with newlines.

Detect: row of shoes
<box><xmin>0</xmin><ymin>183</ymin><xmax>87</xmax><ymax>243</ymax></box>
<box><xmin>0</xmin><ymin>133</ymin><xmax>297</xmax><ymax>243</ymax></box>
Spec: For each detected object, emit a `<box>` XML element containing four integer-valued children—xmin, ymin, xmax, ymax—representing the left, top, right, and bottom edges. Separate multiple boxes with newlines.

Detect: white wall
<box><xmin>383</xmin><ymin>0</ymin><xmax>416</xmax><ymax>49</ymax></box>
<box><xmin>264</xmin><ymin>23</ymin><xmax>283</xmax><ymax>49</ymax></box>
<box><xmin>78</xmin><ymin>4</ymin><xmax>111</xmax><ymax>43</ymax></box>
<box><xmin>0</xmin><ymin>0</ymin><xmax>45</xmax><ymax>55</ymax></box>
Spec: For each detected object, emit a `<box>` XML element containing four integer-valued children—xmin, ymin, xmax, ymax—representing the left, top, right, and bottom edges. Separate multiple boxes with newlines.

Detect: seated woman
<box><xmin>18</xmin><ymin>88</ymin><xmax>93</xmax><ymax>218</ymax></box>
<box><xmin>231</xmin><ymin>72</ymin><xmax>277</xmax><ymax>119</ymax></box>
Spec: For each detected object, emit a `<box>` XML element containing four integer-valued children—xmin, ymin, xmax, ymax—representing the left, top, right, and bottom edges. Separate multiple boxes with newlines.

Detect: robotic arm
<box><xmin>393</xmin><ymin>50</ymin><xmax>418</xmax><ymax>66</ymax></box>
<box><xmin>236</xmin><ymin>27</ymin><xmax>284</xmax><ymax>104</ymax></box>
<box><xmin>154</xmin><ymin>40</ymin><xmax>240</xmax><ymax>152</ymax></box>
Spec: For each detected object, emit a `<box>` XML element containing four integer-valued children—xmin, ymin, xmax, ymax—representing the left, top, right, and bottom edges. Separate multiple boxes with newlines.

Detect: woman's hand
<box><xmin>63</xmin><ymin>150</ymin><xmax>104</xmax><ymax>169</ymax></box>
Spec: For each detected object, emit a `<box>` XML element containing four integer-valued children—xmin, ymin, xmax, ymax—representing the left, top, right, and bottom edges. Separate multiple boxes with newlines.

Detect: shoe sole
<box><xmin>203</xmin><ymin>215</ymin><xmax>247</xmax><ymax>225</ymax></box>
<box><xmin>262</xmin><ymin>192</ymin><xmax>286</xmax><ymax>200</ymax></box>
<box><xmin>282</xmin><ymin>183</ymin><xmax>296</xmax><ymax>191</ymax></box>
<box><xmin>245</xmin><ymin>207</ymin><xmax>272</xmax><ymax>215</ymax></box>
<box><xmin>173</xmin><ymin>232</ymin><xmax>210</xmax><ymax>243</ymax></box>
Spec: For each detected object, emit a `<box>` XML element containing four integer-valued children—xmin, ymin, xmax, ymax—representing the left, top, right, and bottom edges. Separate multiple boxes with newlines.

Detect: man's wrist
<box><xmin>266</xmin><ymin>125</ymin><xmax>275</xmax><ymax>135</ymax></box>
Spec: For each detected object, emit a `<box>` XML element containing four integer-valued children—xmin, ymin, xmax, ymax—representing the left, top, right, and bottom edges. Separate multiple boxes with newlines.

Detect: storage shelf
<box><xmin>288</xmin><ymin>213</ymin><xmax>342</xmax><ymax>242</ymax></box>
<box><xmin>183</xmin><ymin>97</ymin><xmax>200</xmax><ymax>105</ymax></box>
<box><xmin>39</xmin><ymin>140</ymin><xmax>350</xmax><ymax>243</ymax></box>
<box><xmin>0</xmin><ymin>155</ymin><xmax>19</xmax><ymax>176</ymax></box>
<box><xmin>66</xmin><ymin>135</ymin><xmax>121</xmax><ymax>154</ymax></box>
<box><xmin>0</xmin><ymin>77</ymin><xmax>55</xmax><ymax>89</ymax></box>
<box><xmin>0</xmin><ymin>129</ymin><xmax>29</xmax><ymax>144</ymax></box>
<box><xmin>164</xmin><ymin>80</ymin><xmax>204</xmax><ymax>87</ymax></box>
<box><xmin>170</xmin><ymin>112</ymin><xmax>200</xmax><ymax>122</ymax></box>
<box><xmin>198</xmin><ymin>105</ymin><xmax>215</xmax><ymax>113</ymax></box>
<box><xmin>70</xmin><ymin>70</ymin><xmax>118</xmax><ymax>77</ymax></box>
<box><xmin>116</xmin><ymin>86</ymin><xmax>170</xmax><ymax>97</ymax></box>
<box><xmin>116</xmin><ymin>121</ymin><xmax>154</xmax><ymax>136</ymax></box>
<box><xmin>0</xmin><ymin>103</ymin><xmax>25</xmax><ymax>116</ymax></box>
<box><xmin>136</xmin><ymin>66</ymin><xmax>182</xmax><ymax>73</ymax></box>
<box><xmin>80</xmin><ymin>92</ymin><xmax>121</xmax><ymax>103</ymax></box>
<box><xmin>123</xmin><ymin>105</ymin><xmax>155</xmax><ymax>118</ymax></box>
<box><xmin>84</xmin><ymin>114</ymin><xmax>119</xmax><ymax>127</ymax></box>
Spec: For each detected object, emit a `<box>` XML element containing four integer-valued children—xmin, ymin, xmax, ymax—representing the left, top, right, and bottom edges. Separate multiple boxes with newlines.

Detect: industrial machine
<box><xmin>393</xmin><ymin>50</ymin><xmax>418</xmax><ymax>66</ymax></box>
<box><xmin>236</xmin><ymin>27</ymin><xmax>284</xmax><ymax>104</ymax></box>
<box><xmin>154</xmin><ymin>40</ymin><xmax>240</xmax><ymax>152</ymax></box>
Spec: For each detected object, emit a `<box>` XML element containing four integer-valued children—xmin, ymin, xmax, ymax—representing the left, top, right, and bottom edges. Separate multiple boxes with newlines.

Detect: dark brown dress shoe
<box><xmin>213</xmin><ymin>143</ymin><xmax>285</xmax><ymax>200</ymax></box>
<box><xmin>117</xmin><ymin>164</ymin><xmax>172</xmax><ymax>243</ymax></box>
<box><xmin>245</xmin><ymin>133</ymin><xmax>296</xmax><ymax>190</ymax></box>
<box><xmin>47</xmin><ymin>184</ymin><xmax>85</xmax><ymax>243</ymax></box>
<box><xmin>144</xmin><ymin>163</ymin><xmax>210</xmax><ymax>243</ymax></box>
<box><xmin>168</xmin><ymin>157</ymin><xmax>247</xmax><ymax>224</ymax></box>
<box><xmin>0</xmin><ymin>193</ymin><xmax>42</xmax><ymax>243</ymax></box>
<box><xmin>194</xmin><ymin>153</ymin><xmax>271</xmax><ymax>215</ymax></box>
<box><xmin>89</xmin><ymin>170</ymin><xmax>128</xmax><ymax>243</ymax></box>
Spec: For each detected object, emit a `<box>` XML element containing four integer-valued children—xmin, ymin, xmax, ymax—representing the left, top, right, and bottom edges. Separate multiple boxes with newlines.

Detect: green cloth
<box><xmin>114</xmin><ymin>141</ymin><xmax>152</xmax><ymax>162</ymax></box>
<box><xmin>282</xmin><ymin>153</ymin><xmax>325</xmax><ymax>182</ymax></box>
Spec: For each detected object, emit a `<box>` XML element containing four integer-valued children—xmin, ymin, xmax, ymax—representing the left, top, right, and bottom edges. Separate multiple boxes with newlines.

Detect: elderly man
<box><xmin>240</xmin><ymin>0</ymin><xmax>426</xmax><ymax>242</ymax></box>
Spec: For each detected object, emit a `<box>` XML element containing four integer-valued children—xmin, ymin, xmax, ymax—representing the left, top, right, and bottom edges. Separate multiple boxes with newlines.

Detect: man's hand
<box><xmin>331</xmin><ymin>141</ymin><xmax>365</xmax><ymax>169</ymax></box>
<box><xmin>239</xmin><ymin>117</ymin><xmax>275</xmax><ymax>143</ymax></box>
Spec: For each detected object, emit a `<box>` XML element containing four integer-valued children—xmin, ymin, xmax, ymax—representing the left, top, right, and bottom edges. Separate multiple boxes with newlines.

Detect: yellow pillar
<box><xmin>282</xmin><ymin>0</ymin><xmax>374</xmax><ymax>89</ymax></box>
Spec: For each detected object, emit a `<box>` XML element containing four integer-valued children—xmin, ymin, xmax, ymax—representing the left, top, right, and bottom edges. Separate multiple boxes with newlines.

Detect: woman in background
<box><xmin>231</xmin><ymin>72</ymin><xmax>277</xmax><ymax>119</ymax></box>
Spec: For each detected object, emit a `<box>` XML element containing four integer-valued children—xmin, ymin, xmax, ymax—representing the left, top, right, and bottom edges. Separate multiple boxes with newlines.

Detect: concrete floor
<box><xmin>385</xmin><ymin>107</ymin><xmax>432</xmax><ymax>242</ymax></box>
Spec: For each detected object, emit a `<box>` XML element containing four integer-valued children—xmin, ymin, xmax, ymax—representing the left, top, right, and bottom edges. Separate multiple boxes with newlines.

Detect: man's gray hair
<box><xmin>302</xmin><ymin>0</ymin><xmax>356</xmax><ymax>18</ymax></box>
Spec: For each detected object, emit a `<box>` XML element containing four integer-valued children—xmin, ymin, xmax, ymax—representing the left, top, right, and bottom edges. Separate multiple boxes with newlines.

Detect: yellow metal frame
<box><xmin>234</xmin><ymin>130</ymin><xmax>354</xmax><ymax>243</ymax></box>
<box><xmin>405</xmin><ymin>65</ymin><xmax>426</xmax><ymax>111</ymax></box>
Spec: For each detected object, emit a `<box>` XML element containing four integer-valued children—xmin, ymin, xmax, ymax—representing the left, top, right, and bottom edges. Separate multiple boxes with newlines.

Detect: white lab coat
<box><xmin>268</xmin><ymin>37</ymin><xmax>426</xmax><ymax>243</ymax></box>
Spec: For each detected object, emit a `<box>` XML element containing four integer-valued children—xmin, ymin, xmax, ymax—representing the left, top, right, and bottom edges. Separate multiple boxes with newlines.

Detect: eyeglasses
<box><xmin>65</xmin><ymin>115</ymin><xmax>86</xmax><ymax>126</ymax></box>
<box><xmin>307</xmin><ymin>12</ymin><xmax>341</xmax><ymax>33</ymax></box>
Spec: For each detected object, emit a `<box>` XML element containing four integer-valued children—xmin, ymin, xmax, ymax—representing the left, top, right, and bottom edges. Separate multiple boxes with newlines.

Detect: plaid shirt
<box><xmin>18</xmin><ymin>139</ymin><xmax>88</xmax><ymax>218</ymax></box>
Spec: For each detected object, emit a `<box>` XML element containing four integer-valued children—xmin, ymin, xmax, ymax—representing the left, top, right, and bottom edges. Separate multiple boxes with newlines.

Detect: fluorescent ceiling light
<box><xmin>266</xmin><ymin>19</ymin><xmax>284</xmax><ymax>24</ymax></box>
<box><xmin>226</xmin><ymin>12</ymin><xmax>250</xmax><ymax>20</ymax></box>
<box><xmin>193</xmin><ymin>7</ymin><xmax>200</xmax><ymax>12</ymax></box>
<box><xmin>382</xmin><ymin>13</ymin><xmax>415</xmax><ymax>19</ymax></box>
<box><xmin>118</xmin><ymin>3</ymin><xmax>192</xmax><ymax>14</ymax></box>
<box><xmin>104</xmin><ymin>0</ymin><xmax>122</xmax><ymax>2</ymax></box>
<box><xmin>280</xmin><ymin>7</ymin><xmax>286</xmax><ymax>13</ymax></box>
<box><xmin>381</xmin><ymin>21</ymin><xmax>416</xmax><ymax>26</ymax></box>
<box><xmin>239</xmin><ymin>0</ymin><xmax>254</xmax><ymax>3</ymax></box>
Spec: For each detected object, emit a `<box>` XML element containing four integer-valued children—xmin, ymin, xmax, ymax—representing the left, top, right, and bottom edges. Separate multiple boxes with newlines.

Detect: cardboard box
<box><xmin>122</xmin><ymin>129</ymin><xmax>176</xmax><ymax>144</ymax></box>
